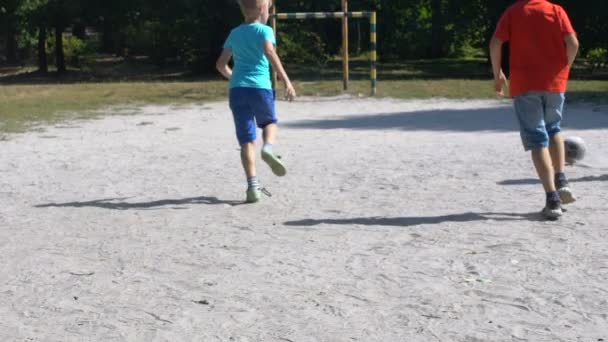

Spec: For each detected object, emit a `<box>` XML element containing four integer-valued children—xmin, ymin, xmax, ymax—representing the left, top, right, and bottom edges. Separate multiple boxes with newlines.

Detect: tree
<box><xmin>0</xmin><ymin>0</ymin><xmax>22</xmax><ymax>63</ymax></box>
<box><xmin>46</xmin><ymin>0</ymin><xmax>81</xmax><ymax>73</ymax></box>
<box><xmin>430</xmin><ymin>0</ymin><xmax>444</xmax><ymax>58</ymax></box>
<box><xmin>17</xmin><ymin>0</ymin><xmax>49</xmax><ymax>72</ymax></box>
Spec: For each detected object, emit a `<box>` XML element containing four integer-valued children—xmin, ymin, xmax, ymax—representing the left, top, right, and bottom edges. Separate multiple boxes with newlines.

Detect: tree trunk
<box><xmin>430</xmin><ymin>0</ymin><xmax>444</xmax><ymax>58</ymax></box>
<box><xmin>73</xmin><ymin>22</ymin><xmax>86</xmax><ymax>40</ymax></box>
<box><xmin>102</xmin><ymin>17</ymin><xmax>115</xmax><ymax>53</ymax></box>
<box><xmin>6</xmin><ymin>29</ymin><xmax>19</xmax><ymax>64</ymax></box>
<box><xmin>38</xmin><ymin>25</ymin><xmax>48</xmax><ymax>73</ymax></box>
<box><xmin>55</xmin><ymin>25</ymin><xmax>66</xmax><ymax>74</ymax></box>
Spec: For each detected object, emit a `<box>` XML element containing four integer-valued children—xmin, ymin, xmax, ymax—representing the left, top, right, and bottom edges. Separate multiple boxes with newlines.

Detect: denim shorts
<box><xmin>513</xmin><ymin>92</ymin><xmax>564</xmax><ymax>151</ymax></box>
<box><xmin>229</xmin><ymin>87</ymin><xmax>277</xmax><ymax>145</ymax></box>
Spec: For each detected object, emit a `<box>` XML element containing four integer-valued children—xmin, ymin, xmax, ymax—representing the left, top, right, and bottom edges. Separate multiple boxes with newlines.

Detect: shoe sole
<box><xmin>262</xmin><ymin>150</ymin><xmax>287</xmax><ymax>177</ymax></box>
<box><xmin>542</xmin><ymin>208</ymin><xmax>563</xmax><ymax>220</ymax></box>
<box><xmin>558</xmin><ymin>188</ymin><xmax>576</xmax><ymax>205</ymax></box>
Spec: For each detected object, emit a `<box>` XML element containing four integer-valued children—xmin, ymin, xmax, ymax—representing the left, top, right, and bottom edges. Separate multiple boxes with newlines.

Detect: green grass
<box><xmin>0</xmin><ymin>81</ymin><xmax>227</xmax><ymax>133</ymax></box>
<box><xmin>1</xmin><ymin>57</ymin><xmax>607</xmax><ymax>134</ymax></box>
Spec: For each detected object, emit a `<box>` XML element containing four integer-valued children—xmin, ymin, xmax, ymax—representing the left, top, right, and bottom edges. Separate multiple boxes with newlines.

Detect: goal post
<box><xmin>271</xmin><ymin>2</ymin><xmax>377</xmax><ymax>96</ymax></box>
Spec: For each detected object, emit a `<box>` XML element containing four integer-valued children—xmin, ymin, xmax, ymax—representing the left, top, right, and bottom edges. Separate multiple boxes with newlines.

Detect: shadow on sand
<box><xmin>284</xmin><ymin>211</ymin><xmax>547</xmax><ymax>228</ymax></box>
<box><xmin>498</xmin><ymin>174</ymin><xmax>608</xmax><ymax>186</ymax></box>
<box><xmin>285</xmin><ymin>106</ymin><xmax>608</xmax><ymax>132</ymax></box>
<box><xmin>35</xmin><ymin>196</ymin><xmax>244</xmax><ymax>210</ymax></box>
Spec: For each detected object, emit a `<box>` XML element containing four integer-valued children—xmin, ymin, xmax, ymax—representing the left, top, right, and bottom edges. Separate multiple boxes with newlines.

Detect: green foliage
<box><xmin>1</xmin><ymin>0</ymin><xmax>608</xmax><ymax>75</ymax></box>
<box><xmin>124</xmin><ymin>21</ymin><xmax>178</xmax><ymax>64</ymax></box>
<box><xmin>62</xmin><ymin>35</ymin><xmax>85</xmax><ymax>64</ymax></box>
<box><xmin>586</xmin><ymin>48</ymin><xmax>607</xmax><ymax>68</ymax></box>
<box><xmin>278</xmin><ymin>30</ymin><xmax>329</xmax><ymax>66</ymax></box>
<box><xmin>45</xmin><ymin>34</ymin><xmax>86</xmax><ymax>65</ymax></box>
<box><xmin>448</xmin><ymin>40</ymin><xmax>485</xmax><ymax>59</ymax></box>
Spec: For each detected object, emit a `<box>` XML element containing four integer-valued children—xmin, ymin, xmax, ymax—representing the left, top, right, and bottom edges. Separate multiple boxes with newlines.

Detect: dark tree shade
<box><xmin>1</xmin><ymin>0</ymin><xmax>606</xmax><ymax>72</ymax></box>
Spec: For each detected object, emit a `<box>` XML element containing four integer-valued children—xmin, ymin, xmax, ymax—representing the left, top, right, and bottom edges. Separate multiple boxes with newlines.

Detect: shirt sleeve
<box><xmin>556</xmin><ymin>6</ymin><xmax>575</xmax><ymax>36</ymax></box>
<box><xmin>223</xmin><ymin>31</ymin><xmax>233</xmax><ymax>49</ymax></box>
<box><xmin>262</xmin><ymin>26</ymin><xmax>276</xmax><ymax>46</ymax></box>
<box><xmin>494</xmin><ymin>10</ymin><xmax>511</xmax><ymax>42</ymax></box>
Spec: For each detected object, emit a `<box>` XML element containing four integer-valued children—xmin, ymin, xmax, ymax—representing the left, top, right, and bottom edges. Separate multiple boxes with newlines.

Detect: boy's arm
<box><xmin>564</xmin><ymin>33</ymin><xmax>579</xmax><ymax>68</ymax></box>
<box><xmin>216</xmin><ymin>48</ymin><xmax>233</xmax><ymax>79</ymax></box>
<box><xmin>489</xmin><ymin>36</ymin><xmax>508</xmax><ymax>96</ymax></box>
<box><xmin>263</xmin><ymin>41</ymin><xmax>296</xmax><ymax>102</ymax></box>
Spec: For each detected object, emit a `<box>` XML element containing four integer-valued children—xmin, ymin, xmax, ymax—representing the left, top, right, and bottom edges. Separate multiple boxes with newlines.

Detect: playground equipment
<box><xmin>271</xmin><ymin>0</ymin><xmax>377</xmax><ymax>96</ymax></box>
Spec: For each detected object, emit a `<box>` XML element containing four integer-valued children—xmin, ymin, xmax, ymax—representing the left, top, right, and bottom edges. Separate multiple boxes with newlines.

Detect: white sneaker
<box><xmin>558</xmin><ymin>186</ymin><xmax>576</xmax><ymax>205</ymax></box>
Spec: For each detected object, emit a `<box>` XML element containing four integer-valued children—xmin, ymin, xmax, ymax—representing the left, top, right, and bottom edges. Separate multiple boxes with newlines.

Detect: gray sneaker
<box><xmin>261</xmin><ymin>148</ymin><xmax>287</xmax><ymax>177</ymax></box>
<box><xmin>246</xmin><ymin>186</ymin><xmax>261</xmax><ymax>203</ymax></box>
<box><xmin>245</xmin><ymin>186</ymin><xmax>272</xmax><ymax>203</ymax></box>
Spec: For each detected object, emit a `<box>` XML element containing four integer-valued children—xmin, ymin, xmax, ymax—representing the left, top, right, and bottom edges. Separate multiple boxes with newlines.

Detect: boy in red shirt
<box><xmin>490</xmin><ymin>0</ymin><xmax>579</xmax><ymax>219</ymax></box>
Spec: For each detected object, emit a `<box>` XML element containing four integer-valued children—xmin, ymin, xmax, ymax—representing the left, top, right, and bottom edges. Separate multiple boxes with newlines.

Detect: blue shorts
<box><xmin>513</xmin><ymin>92</ymin><xmax>564</xmax><ymax>151</ymax></box>
<box><xmin>229</xmin><ymin>87</ymin><xmax>277</xmax><ymax>145</ymax></box>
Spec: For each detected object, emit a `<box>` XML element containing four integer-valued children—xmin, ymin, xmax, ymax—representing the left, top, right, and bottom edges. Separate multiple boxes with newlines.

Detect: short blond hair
<box><xmin>238</xmin><ymin>0</ymin><xmax>268</xmax><ymax>11</ymax></box>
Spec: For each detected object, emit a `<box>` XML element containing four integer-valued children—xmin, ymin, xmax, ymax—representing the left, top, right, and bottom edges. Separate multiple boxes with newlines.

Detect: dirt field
<box><xmin>1</xmin><ymin>97</ymin><xmax>607</xmax><ymax>341</ymax></box>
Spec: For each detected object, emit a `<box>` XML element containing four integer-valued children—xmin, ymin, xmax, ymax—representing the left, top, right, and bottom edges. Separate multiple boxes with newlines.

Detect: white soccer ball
<box><xmin>564</xmin><ymin>136</ymin><xmax>586</xmax><ymax>164</ymax></box>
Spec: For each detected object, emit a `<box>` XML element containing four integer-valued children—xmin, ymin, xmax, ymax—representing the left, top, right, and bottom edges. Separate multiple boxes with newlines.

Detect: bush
<box><xmin>448</xmin><ymin>40</ymin><xmax>485</xmax><ymax>59</ymax></box>
<box><xmin>63</xmin><ymin>35</ymin><xmax>86</xmax><ymax>65</ymax></box>
<box><xmin>277</xmin><ymin>30</ymin><xmax>329</xmax><ymax>67</ymax></box>
<box><xmin>586</xmin><ymin>48</ymin><xmax>608</xmax><ymax>68</ymax></box>
<box><xmin>46</xmin><ymin>34</ymin><xmax>87</xmax><ymax>66</ymax></box>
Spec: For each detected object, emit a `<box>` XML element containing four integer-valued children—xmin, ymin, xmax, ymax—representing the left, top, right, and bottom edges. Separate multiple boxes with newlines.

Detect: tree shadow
<box><xmin>498</xmin><ymin>174</ymin><xmax>608</xmax><ymax>186</ymax></box>
<box><xmin>285</xmin><ymin>106</ymin><xmax>608</xmax><ymax>132</ymax></box>
<box><xmin>0</xmin><ymin>56</ymin><xmax>217</xmax><ymax>85</ymax></box>
<box><xmin>288</xmin><ymin>59</ymin><xmax>493</xmax><ymax>81</ymax></box>
<box><xmin>35</xmin><ymin>196</ymin><xmax>244</xmax><ymax>210</ymax></box>
<box><xmin>284</xmin><ymin>211</ymin><xmax>545</xmax><ymax>228</ymax></box>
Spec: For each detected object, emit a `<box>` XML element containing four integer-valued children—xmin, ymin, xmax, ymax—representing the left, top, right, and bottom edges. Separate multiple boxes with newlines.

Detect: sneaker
<box><xmin>542</xmin><ymin>200</ymin><xmax>563</xmax><ymax>220</ymax></box>
<box><xmin>245</xmin><ymin>186</ymin><xmax>272</xmax><ymax>203</ymax></box>
<box><xmin>556</xmin><ymin>178</ymin><xmax>576</xmax><ymax>205</ymax></box>
<box><xmin>261</xmin><ymin>148</ymin><xmax>287</xmax><ymax>177</ymax></box>
<box><xmin>246</xmin><ymin>186</ymin><xmax>261</xmax><ymax>203</ymax></box>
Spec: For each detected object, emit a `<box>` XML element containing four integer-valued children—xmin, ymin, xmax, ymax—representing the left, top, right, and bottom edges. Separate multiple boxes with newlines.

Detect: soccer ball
<box><xmin>564</xmin><ymin>136</ymin><xmax>586</xmax><ymax>164</ymax></box>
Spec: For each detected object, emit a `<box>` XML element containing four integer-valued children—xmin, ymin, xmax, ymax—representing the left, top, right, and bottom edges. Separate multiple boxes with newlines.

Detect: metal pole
<box><xmin>271</xmin><ymin>0</ymin><xmax>278</xmax><ymax>89</ymax></box>
<box><xmin>370</xmin><ymin>11</ymin><xmax>377</xmax><ymax>96</ymax></box>
<box><xmin>342</xmin><ymin>0</ymin><xmax>349</xmax><ymax>91</ymax></box>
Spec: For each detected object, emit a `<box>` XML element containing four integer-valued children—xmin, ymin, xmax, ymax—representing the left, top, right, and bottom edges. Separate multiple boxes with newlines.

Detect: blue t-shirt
<box><xmin>223</xmin><ymin>23</ymin><xmax>276</xmax><ymax>90</ymax></box>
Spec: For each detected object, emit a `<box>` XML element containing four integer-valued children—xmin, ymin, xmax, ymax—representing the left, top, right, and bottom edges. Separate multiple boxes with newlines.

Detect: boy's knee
<box><xmin>521</xmin><ymin>129</ymin><xmax>549</xmax><ymax>151</ymax></box>
<box><xmin>237</xmin><ymin>133</ymin><xmax>256</xmax><ymax>146</ymax></box>
<box><xmin>546</xmin><ymin>123</ymin><xmax>561</xmax><ymax>138</ymax></box>
<box><xmin>236</xmin><ymin>124</ymin><xmax>256</xmax><ymax>145</ymax></box>
<box><xmin>258</xmin><ymin>120</ymin><xmax>278</xmax><ymax>130</ymax></box>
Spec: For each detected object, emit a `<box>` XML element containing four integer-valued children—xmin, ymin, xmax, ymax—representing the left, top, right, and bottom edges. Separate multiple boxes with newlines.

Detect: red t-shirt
<box><xmin>494</xmin><ymin>0</ymin><xmax>576</xmax><ymax>97</ymax></box>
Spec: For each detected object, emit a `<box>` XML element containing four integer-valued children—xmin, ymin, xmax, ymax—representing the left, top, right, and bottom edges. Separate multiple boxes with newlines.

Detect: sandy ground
<box><xmin>1</xmin><ymin>97</ymin><xmax>607</xmax><ymax>342</ymax></box>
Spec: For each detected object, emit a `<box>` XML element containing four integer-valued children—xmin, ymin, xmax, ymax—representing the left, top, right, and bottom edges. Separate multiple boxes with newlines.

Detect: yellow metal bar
<box><xmin>271</xmin><ymin>1</ymin><xmax>278</xmax><ymax>89</ymax></box>
<box><xmin>370</xmin><ymin>11</ymin><xmax>377</xmax><ymax>96</ymax></box>
<box><xmin>273</xmin><ymin>12</ymin><xmax>371</xmax><ymax>19</ymax></box>
<box><xmin>342</xmin><ymin>0</ymin><xmax>349</xmax><ymax>91</ymax></box>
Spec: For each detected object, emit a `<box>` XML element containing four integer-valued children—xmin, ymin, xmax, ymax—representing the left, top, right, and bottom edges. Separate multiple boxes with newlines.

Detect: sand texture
<box><xmin>1</xmin><ymin>97</ymin><xmax>607</xmax><ymax>341</ymax></box>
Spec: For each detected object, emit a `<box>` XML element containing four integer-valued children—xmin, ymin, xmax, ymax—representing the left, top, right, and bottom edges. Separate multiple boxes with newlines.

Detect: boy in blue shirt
<box><xmin>216</xmin><ymin>0</ymin><xmax>296</xmax><ymax>203</ymax></box>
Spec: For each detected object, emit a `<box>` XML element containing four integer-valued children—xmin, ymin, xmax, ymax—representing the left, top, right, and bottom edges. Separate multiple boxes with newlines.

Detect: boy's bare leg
<box><xmin>549</xmin><ymin>133</ymin><xmax>576</xmax><ymax>203</ymax></box>
<box><xmin>549</xmin><ymin>134</ymin><xmax>565</xmax><ymax>173</ymax></box>
<box><xmin>261</xmin><ymin>123</ymin><xmax>286</xmax><ymax>176</ymax></box>
<box><xmin>532</xmin><ymin>147</ymin><xmax>563</xmax><ymax>218</ymax></box>
<box><xmin>241</xmin><ymin>142</ymin><xmax>256</xmax><ymax>178</ymax></box>
<box><xmin>241</xmin><ymin>141</ymin><xmax>262</xmax><ymax>203</ymax></box>
<box><xmin>531</xmin><ymin>148</ymin><xmax>556</xmax><ymax>193</ymax></box>
<box><xmin>262</xmin><ymin>123</ymin><xmax>277</xmax><ymax>145</ymax></box>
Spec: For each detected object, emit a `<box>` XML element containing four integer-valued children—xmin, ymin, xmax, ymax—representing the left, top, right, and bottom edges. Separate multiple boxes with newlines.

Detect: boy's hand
<box><xmin>284</xmin><ymin>83</ymin><xmax>296</xmax><ymax>102</ymax></box>
<box><xmin>494</xmin><ymin>71</ymin><xmax>508</xmax><ymax>96</ymax></box>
